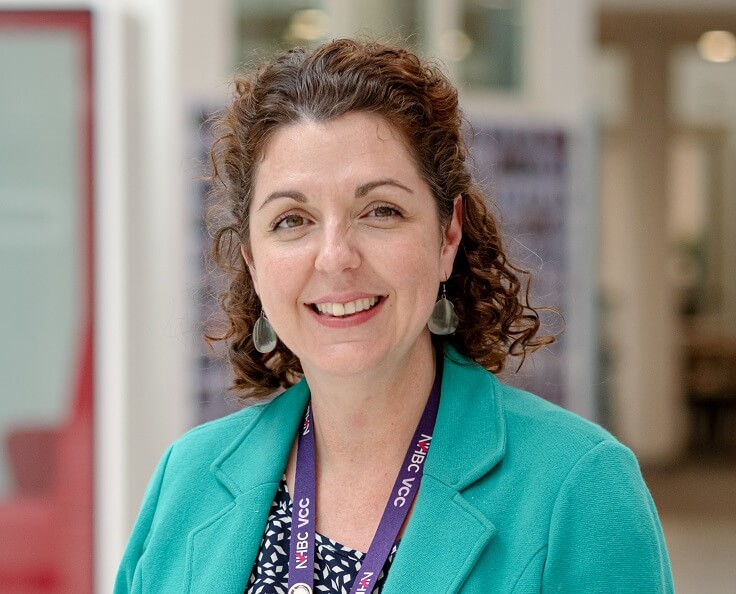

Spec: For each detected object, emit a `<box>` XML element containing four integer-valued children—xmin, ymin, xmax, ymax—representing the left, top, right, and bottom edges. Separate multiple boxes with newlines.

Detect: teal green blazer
<box><xmin>116</xmin><ymin>348</ymin><xmax>673</xmax><ymax>593</ymax></box>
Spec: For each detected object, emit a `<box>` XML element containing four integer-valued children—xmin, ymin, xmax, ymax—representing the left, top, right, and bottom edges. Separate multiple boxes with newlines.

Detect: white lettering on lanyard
<box><xmin>295</xmin><ymin>497</ymin><xmax>310</xmax><ymax>569</ymax></box>
<box><xmin>355</xmin><ymin>571</ymin><xmax>374</xmax><ymax>593</ymax></box>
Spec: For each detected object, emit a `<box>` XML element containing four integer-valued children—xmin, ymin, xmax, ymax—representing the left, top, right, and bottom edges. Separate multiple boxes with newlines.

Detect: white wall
<box><xmin>97</xmin><ymin>2</ymin><xmax>234</xmax><ymax>590</ymax></box>
<box><xmin>54</xmin><ymin>0</ymin><xmax>234</xmax><ymax>590</ymax></box>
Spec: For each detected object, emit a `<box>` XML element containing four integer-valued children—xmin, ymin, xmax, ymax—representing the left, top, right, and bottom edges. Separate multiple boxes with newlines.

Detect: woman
<box><xmin>116</xmin><ymin>39</ymin><xmax>673</xmax><ymax>593</ymax></box>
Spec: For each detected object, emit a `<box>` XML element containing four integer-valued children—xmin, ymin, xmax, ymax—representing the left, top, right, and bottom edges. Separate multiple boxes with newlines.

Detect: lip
<box><xmin>309</xmin><ymin>292</ymin><xmax>382</xmax><ymax>305</ymax></box>
<box><xmin>306</xmin><ymin>295</ymin><xmax>386</xmax><ymax>328</ymax></box>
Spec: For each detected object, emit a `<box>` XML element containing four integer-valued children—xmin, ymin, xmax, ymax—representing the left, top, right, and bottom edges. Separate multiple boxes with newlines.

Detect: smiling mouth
<box><xmin>311</xmin><ymin>296</ymin><xmax>383</xmax><ymax>317</ymax></box>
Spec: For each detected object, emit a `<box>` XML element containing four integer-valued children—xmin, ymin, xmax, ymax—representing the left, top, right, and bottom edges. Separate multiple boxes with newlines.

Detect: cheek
<box><xmin>412</xmin><ymin>230</ymin><xmax>443</xmax><ymax>269</ymax></box>
<box><xmin>387</xmin><ymin>235</ymin><xmax>443</xmax><ymax>296</ymax></box>
<box><xmin>252</xmin><ymin>246</ymin><xmax>307</xmax><ymax>302</ymax></box>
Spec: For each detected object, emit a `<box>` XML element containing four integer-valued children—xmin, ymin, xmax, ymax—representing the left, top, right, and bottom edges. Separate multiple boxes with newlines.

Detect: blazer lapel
<box><xmin>187</xmin><ymin>380</ymin><xmax>311</xmax><ymax>594</ymax></box>
<box><xmin>382</xmin><ymin>475</ymin><xmax>497</xmax><ymax>594</ymax></box>
<box><xmin>384</xmin><ymin>346</ymin><xmax>507</xmax><ymax>593</ymax></box>
<box><xmin>186</xmin><ymin>483</ymin><xmax>281</xmax><ymax>594</ymax></box>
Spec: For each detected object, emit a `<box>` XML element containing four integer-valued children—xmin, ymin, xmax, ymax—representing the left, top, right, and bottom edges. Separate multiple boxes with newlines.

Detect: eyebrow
<box><xmin>258</xmin><ymin>178</ymin><xmax>413</xmax><ymax>211</ymax></box>
<box><xmin>258</xmin><ymin>190</ymin><xmax>307</xmax><ymax>211</ymax></box>
<box><xmin>355</xmin><ymin>178</ymin><xmax>414</xmax><ymax>198</ymax></box>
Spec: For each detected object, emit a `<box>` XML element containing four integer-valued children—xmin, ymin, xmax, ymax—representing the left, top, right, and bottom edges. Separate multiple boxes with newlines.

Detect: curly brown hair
<box><xmin>207</xmin><ymin>38</ymin><xmax>552</xmax><ymax>401</ymax></box>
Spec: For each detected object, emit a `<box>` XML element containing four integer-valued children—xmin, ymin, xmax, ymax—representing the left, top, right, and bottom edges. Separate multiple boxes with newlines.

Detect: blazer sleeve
<box><xmin>114</xmin><ymin>445</ymin><xmax>174</xmax><ymax>593</ymax></box>
<box><xmin>541</xmin><ymin>440</ymin><xmax>674</xmax><ymax>593</ymax></box>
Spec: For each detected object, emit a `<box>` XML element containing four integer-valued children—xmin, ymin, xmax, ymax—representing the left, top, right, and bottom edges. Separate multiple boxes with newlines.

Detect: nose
<box><xmin>314</xmin><ymin>223</ymin><xmax>361</xmax><ymax>274</ymax></box>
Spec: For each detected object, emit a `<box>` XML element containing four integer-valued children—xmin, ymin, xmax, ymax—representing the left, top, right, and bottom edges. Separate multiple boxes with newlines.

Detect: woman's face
<box><xmin>246</xmin><ymin>112</ymin><xmax>462</xmax><ymax>379</ymax></box>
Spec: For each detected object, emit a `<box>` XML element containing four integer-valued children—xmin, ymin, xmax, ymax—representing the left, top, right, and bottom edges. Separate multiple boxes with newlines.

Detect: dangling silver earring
<box><xmin>428</xmin><ymin>282</ymin><xmax>459</xmax><ymax>335</ymax></box>
<box><xmin>253</xmin><ymin>310</ymin><xmax>277</xmax><ymax>353</ymax></box>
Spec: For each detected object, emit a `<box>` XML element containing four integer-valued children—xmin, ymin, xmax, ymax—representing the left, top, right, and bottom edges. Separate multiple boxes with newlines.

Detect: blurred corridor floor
<box><xmin>644</xmin><ymin>456</ymin><xmax>736</xmax><ymax>594</ymax></box>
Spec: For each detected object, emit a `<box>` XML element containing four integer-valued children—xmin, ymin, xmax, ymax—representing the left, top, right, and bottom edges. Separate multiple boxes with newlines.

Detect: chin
<box><xmin>315</xmin><ymin>354</ymin><xmax>383</xmax><ymax>378</ymax></box>
<box><xmin>298</xmin><ymin>342</ymin><xmax>390</xmax><ymax>378</ymax></box>
<box><xmin>298</xmin><ymin>331</ymin><xmax>434</xmax><ymax>379</ymax></box>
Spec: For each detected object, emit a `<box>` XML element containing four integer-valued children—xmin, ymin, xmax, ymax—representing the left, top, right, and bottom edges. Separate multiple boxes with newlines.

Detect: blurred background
<box><xmin>1</xmin><ymin>0</ymin><xmax>735</xmax><ymax>592</ymax></box>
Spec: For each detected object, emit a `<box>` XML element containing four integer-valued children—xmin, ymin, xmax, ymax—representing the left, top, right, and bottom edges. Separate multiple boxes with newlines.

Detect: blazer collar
<box><xmin>427</xmin><ymin>345</ymin><xmax>507</xmax><ymax>490</ymax></box>
<box><xmin>212</xmin><ymin>379</ymin><xmax>310</xmax><ymax>497</ymax></box>
<box><xmin>190</xmin><ymin>345</ymin><xmax>506</xmax><ymax>593</ymax></box>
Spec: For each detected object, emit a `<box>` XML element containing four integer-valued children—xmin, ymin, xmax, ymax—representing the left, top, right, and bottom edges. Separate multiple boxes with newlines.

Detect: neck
<box><xmin>285</xmin><ymin>336</ymin><xmax>441</xmax><ymax>551</ymax></box>
<box><xmin>302</xmin><ymin>337</ymin><xmax>438</xmax><ymax>474</ymax></box>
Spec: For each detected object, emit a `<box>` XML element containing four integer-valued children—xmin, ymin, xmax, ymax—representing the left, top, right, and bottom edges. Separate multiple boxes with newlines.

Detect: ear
<box><xmin>440</xmin><ymin>195</ymin><xmax>463</xmax><ymax>278</ymax></box>
<box><xmin>240</xmin><ymin>243</ymin><xmax>259</xmax><ymax>293</ymax></box>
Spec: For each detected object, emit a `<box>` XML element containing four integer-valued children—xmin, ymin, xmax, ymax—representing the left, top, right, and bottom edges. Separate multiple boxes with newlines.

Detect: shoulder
<box><xmin>443</xmin><ymin>347</ymin><xmax>636</xmax><ymax>485</ymax></box>
<box><xmin>160</xmin><ymin>393</ymin><xmax>288</xmax><ymax>479</ymax></box>
<box><xmin>494</xmin><ymin>377</ymin><xmax>643</xmax><ymax>495</ymax></box>
<box><xmin>444</xmin><ymin>357</ymin><xmax>672</xmax><ymax>589</ymax></box>
<box><xmin>496</xmin><ymin>380</ymin><xmax>618</xmax><ymax>459</ymax></box>
<box><xmin>445</xmin><ymin>346</ymin><xmax>618</xmax><ymax>456</ymax></box>
<box><xmin>129</xmin><ymin>404</ymin><xmax>265</xmax><ymax>509</ymax></box>
<box><xmin>171</xmin><ymin>401</ymin><xmax>268</xmax><ymax>457</ymax></box>
<box><xmin>151</xmin><ymin>377</ymin><xmax>310</xmax><ymax>493</ymax></box>
<box><xmin>494</xmin><ymin>383</ymin><xmax>673</xmax><ymax>591</ymax></box>
<box><xmin>496</xmin><ymin>381</ymin><xmax>646</xmax><ymax>505</ymax></box>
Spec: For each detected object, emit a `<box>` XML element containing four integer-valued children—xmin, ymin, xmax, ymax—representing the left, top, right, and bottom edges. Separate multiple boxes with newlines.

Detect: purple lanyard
<box><xmin>287</xmin><ymin>363</ymin><xmax>442</xmax><ymax>594</ymax></box>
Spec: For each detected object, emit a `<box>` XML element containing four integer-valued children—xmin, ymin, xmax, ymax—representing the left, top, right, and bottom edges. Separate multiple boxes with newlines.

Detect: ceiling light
<box><xmin>440</xmin><ymin>29</ymin><xmax>474</xmax><ymax>62</ymax></box>
<box><xmin>286</xmin><ymin>9</ymin><xmax>328</xmax><ymax>43</ymax></box>
<box><xmin>697</xmin><ymin>30</ymin><xmax>736</xmax><ymax>63</ymax></box>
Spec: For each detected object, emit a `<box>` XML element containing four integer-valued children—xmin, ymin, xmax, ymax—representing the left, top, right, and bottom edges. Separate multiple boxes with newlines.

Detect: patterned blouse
<box><xmin>246</xmin><ymin>478</ymin><xmax>398</xmax><ymax>594</ymax></box>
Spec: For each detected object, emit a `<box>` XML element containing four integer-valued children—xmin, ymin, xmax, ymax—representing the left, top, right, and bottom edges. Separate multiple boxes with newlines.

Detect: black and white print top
<box><xmin>246</xmin><ymin>478</ymin><xmax>398</xmax><ymax>594</ymax></box>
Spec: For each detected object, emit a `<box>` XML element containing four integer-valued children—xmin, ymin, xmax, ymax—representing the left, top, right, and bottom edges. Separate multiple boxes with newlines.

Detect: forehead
<box><xmin>264</xmin><ymin>111</ymin><xmax>407</xmax><ymax>153</ymax></box>
<box><xmin>253</xmin><ymin>112</ymin><xmax>421</xmax><ymax>193</ymax></box>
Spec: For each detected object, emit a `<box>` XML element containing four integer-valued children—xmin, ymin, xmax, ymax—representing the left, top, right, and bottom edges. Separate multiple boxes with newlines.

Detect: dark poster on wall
<box><xmin>469</xmin><ymin>126</ymin><xmax>568</xmax><ymax>405</ymax></box>
<box><xmin>191</xmin><ymin>107</ymin><xmax>238</xmax><ymax>423</ymax></box>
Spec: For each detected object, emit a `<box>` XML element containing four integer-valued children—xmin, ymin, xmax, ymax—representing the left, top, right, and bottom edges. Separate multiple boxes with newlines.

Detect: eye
<box><xmin>367</xmin><ymin>204</ymin><xmax>402</xmax><ymax>218</ymax></box>
<box><xmin>273</xmin><ymin>213</ymin><xmax>306</xmax><ymax>230</ymax></box>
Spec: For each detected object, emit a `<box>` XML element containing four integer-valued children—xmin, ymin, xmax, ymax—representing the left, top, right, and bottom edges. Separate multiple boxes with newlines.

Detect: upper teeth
<box><xmin>315</xmin><ymin>296</ymin><xmax>379</xmax><ymax>317</ymax></box>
